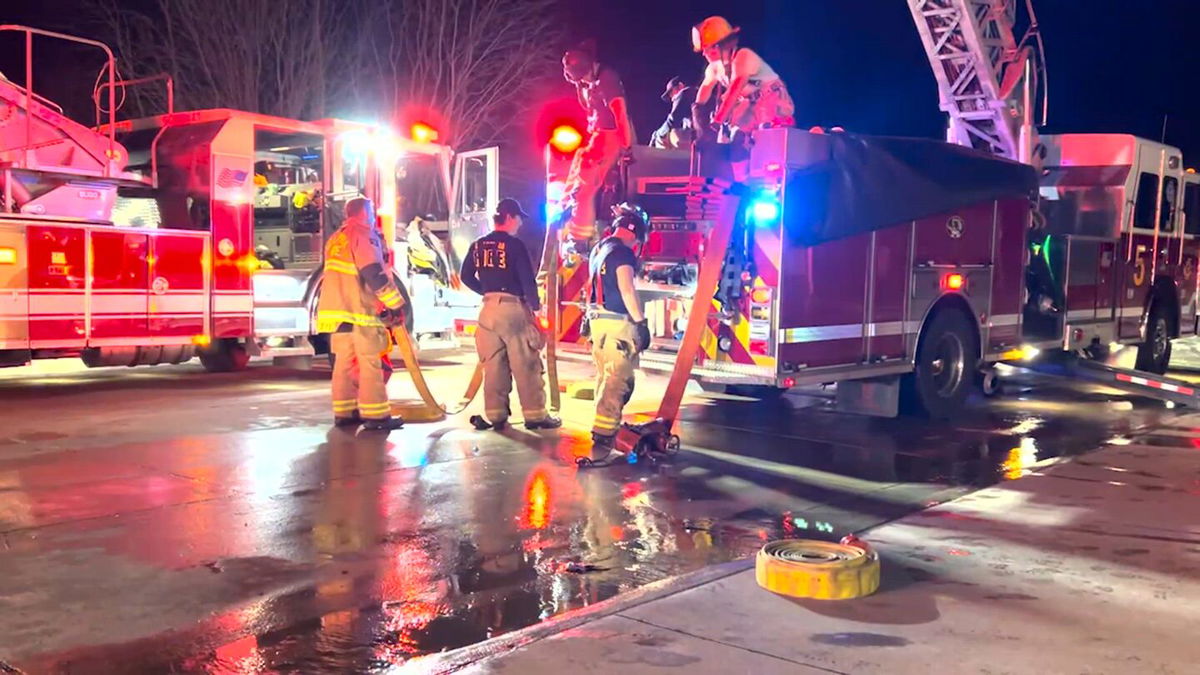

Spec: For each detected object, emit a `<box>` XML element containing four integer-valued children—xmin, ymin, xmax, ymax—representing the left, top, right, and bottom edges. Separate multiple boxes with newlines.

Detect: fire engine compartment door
<box><xmin>0</xmin><ymin>222</ymin><xmax>29</xmax><ymax>349</ymax></box>
<box><xmin>89</xmin><ymin>228</ymin><xmax>149</xmax><ymax>341</ymax></box>
<box><xmin>448</xmin><ymin>147</ymin><xmax>499</xmax><ymax>268</ymax></box>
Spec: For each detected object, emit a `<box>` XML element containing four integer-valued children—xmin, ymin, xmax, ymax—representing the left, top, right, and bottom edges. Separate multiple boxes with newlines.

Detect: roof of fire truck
<box><xmin>101</xmin><ymin>108</ymin><xmax>451</xmax><ymax>158</ymax></box>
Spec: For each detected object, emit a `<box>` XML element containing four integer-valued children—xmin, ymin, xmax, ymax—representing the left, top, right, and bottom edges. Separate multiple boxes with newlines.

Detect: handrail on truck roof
<box><xmin>93</xmin><ymin>73</ymin><xmax>175</xmax><ymax>127</ymax></box>
<box><xmin>0</xmin><ymin>25</ymin><xmax>118</xmax><ymax>178</ymax></box>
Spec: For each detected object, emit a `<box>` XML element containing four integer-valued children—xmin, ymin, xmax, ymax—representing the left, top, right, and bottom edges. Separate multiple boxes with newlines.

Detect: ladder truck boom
<box><xmin>906</xmin><ymin>0</ymin><xmax>1045</xmax><ymax>164</ymax></box>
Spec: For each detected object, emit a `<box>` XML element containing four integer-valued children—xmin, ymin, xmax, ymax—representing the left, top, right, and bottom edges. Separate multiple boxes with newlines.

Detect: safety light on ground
<box><xmin>0</xmin><ymin>247</ymin><xmax>15</xmax><ymax>264</ymax></box>
<box><xmin>410</xmin><ymin>122</ymin><xmax>438</xmax><ymax>144</ymax></box>
<box><xmin>942</xmin><ymin>272</ymin><xmax>966</xmax><ymax>291</ymax></box>
<box><xmin>549</xmin><ymin>125</ymin><xmax>583</xmax><ymax>154</ymax></box>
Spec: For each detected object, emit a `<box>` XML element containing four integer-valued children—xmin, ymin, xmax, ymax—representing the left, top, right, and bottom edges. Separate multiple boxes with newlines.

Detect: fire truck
<box><xmin>544</xmin><ymin>1</ymin><xmax>1199</xmax><ymax>417</ymax></box>
<box><xmin>0</xmin><ymin>26</ymin><xmax>492</xmax><ymax>373</ymax></box>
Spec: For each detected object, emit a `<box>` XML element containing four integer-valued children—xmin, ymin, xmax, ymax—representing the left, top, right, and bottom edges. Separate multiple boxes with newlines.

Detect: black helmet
<box><xmin>610</xmin><ymin>202</ymin><xmax>648</xmax><ymax>242</ymax></box>
<box><xmin>562</xmin><ymin>42</ymin><xmax>597</xmax><ymax>83</ymax></box>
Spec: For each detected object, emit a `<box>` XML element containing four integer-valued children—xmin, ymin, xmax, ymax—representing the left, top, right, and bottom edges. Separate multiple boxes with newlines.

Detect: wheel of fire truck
<box><xmin>901</xmin><ymin>308</ymin><xmax>979</xmax><ymax>419</ymax></box>
<box><xmin>198</xmin><ymin>339</ymin><xmax>250</xmax><ymax>373</ymax></box>
<box><xmin>1135</xmin><ymin>303</ymin><xmax>1173</xmax><ymax>375</ymax></box>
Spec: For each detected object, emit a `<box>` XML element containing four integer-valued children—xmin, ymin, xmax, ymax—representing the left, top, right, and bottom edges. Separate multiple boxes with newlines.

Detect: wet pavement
<box><xmin>0</xmin><ymin>351</ymin><xmax>1188</xmax><ymax>673</ymax></box>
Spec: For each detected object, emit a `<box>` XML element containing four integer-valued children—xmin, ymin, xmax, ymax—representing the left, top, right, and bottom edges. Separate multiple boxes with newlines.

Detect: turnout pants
<box><xmin>475</xmin><ymin>293</ymin><xmax>549</xmax><ymax>425</ymax></box>
<box><xmin>589</xmin><ymin>313</ymin><xmax>640</xmax><ymax>444</ymax></box>
<box><xmin>331</xmin><ymin>324</ymin><xmax>393</xmax><ymax>421</ymax></box>
<box><xmin>566</xmin><ymin>128</ymin><xmax>623</xmax><ymax>242</ymax></box>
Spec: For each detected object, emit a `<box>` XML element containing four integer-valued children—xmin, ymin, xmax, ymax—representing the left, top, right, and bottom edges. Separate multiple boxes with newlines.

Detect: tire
<box><xmin>198</xmin><ymin>339</ymin><xmax>250</xmax><ymax>373</ymax></box>
<box><xmin>901</xmin><ymin>309</ymin><xmax>978</xmax><ymax>419</ymax></box>
<box><xmin>1135</xmin><ymin>304</ymin><xmax>1172</xmax><ymax>375</ymax></box>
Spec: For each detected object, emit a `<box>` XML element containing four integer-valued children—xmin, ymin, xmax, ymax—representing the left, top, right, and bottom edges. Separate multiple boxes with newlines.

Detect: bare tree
<box><xmin>375</xmin><ymin>0</ymin><xmax>565</xmax><ymax>149</ymax></box>
<box><xmin>92</xmin><ymin>0</ymin><xmax>564</xmax><ymax>151</ymax></box>
<box><xmin>92</xmin><ymin>0</ymin><xmax>368</xmax><ymax>120</ymax></box>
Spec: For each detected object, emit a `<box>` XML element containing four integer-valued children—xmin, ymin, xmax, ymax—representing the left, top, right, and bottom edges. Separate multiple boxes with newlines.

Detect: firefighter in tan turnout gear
<box><xmin>316</xmin><ymin>197</ymin><xmax>407</xmax><ymax>432</ymax></box>
<box><xmin>461</xmin><ymin>198</ymin><xmax>562</xmax><ymax>432</ymax></box>
<box><xmin>587</xmin><ymin>204</ymin><xmax>651</xmax><ymax>461</ymax></box>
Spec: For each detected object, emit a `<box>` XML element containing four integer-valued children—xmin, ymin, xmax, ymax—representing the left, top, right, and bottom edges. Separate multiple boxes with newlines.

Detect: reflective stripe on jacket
<box><xmin>316</xmin><ymin>221</ymin><xmax>406</xmax><ymax>333</ymax></box>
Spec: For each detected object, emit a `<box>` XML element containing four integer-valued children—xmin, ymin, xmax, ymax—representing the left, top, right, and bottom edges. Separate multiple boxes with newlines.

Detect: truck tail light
<box><xmin>942</xmin><ymin>273</ymin><xmax>966</xmax><ymax>291</ymax></box>
<box><xmin>750</xmin><ymin>288</ymin><xmax>772</xmax><ymax>304</ymax></box>
<box><xmin>0</xmin><ymin>247</ymin><xmax>15</xmax><ymax>264</ymax></box>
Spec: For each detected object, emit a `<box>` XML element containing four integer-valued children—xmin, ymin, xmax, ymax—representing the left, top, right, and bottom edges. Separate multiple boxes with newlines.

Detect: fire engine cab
<box><xmin>0</xmin><ymin>26</ymin><xmax>492</xmax><ymax>373</ymax></box>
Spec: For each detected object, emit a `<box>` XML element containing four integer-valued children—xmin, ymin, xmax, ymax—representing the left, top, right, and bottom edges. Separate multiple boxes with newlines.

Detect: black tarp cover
<box><xmin>782</xmin><ymin>134</ymin><xmax>1038</xmax><ymax>246</ymax></box>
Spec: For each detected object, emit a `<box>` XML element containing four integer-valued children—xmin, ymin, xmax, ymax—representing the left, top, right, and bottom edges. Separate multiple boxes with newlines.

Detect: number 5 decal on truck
<box><xmin>1133</xmin><ymin>245</ymin><xmax>1147</xmax><ymax>287</ymax></box>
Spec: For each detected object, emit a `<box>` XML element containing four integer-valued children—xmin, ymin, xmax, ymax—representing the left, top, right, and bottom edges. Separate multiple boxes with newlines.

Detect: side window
<box><xmin>1133</xmin><ymin>172</ymin><xmax>1159</xmax><ymax>230</ymax></box>
<box><xmin>1185</xmin><ymin>183</ymin><xmax>1200</xmax><ymax>235</ymax></box>
<box><xmin>1161</xmin><ymin>176</ymin><xmax>1178</xmax><ymax>233</ymax></box>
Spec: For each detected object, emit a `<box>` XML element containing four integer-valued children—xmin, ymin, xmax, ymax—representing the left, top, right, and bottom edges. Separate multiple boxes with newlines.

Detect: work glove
<box><xmin>633</xmin><ymin>319</ymin><xmax>651</xmax><ymax>353</ymax></box>
<box><xmin>380</xmin><ymin>306</ymin><xmax>407</xmax><ymax>328</ymax></box>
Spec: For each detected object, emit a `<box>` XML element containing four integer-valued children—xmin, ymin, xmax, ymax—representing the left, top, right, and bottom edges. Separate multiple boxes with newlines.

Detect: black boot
<box><xmin>334</xmin><ymin>413</ymin><xmax>362</xmax><ymax>428</ymax></box>
<box><xmin>469</xmin><ymin>415</ymin><xmax>507</xmax><ymax>431</ymax></box>
<box><xmin>525</xmin><ymin>416</ymin><xmax>563</xmax><ymax>430</ymax></box>
<box><xmin>361</xmin><ymin>417</ymin><xmax>404</xmax><ymax>432</ymax></box>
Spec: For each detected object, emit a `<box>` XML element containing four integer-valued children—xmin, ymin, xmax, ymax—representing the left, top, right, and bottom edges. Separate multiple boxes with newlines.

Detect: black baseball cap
<box><xmin>661</xmin><ymin>76</ymin><xmax>687</xmax><ymax>102</ymax></box>
<box><xmin>495</xmin><ymin>197</ymin><xmax>529</xmax><ymax>220</ymax></box>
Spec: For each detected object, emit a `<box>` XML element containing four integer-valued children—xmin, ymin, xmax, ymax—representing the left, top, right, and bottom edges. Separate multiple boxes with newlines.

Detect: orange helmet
<box><xmin>692</xmin><ymin>16</ymin><xmax>739</xmax><ymax>52</ymax></box>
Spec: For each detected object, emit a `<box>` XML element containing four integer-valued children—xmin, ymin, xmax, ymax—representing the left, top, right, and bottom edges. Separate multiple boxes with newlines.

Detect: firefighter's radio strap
<box><xmin>388</xmin><ymin>324</ymin><xmax>484</xmax><ymax>421</ymax></box>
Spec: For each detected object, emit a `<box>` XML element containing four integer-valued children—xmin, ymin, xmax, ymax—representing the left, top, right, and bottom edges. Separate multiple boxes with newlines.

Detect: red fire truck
<box><xmin>0</xmin><ymin>26</ymin><xmax>491</xmax><ymax>373</ymax></box>
<box><xmin>542</xmin><ymin>2</ymin><xmax>1199</xmax><ymax>418</ymax></box>
<box><xmin>546</xmin><ymin>129</ymin><xmax>1197</xmax><ymax>418</ymax></box>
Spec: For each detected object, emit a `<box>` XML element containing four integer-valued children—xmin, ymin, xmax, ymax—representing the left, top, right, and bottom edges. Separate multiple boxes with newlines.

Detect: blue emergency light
<box><xmin>749</xmin><ymin>194</ymin><xmax>780</xmax><ymax>225</ymax></box>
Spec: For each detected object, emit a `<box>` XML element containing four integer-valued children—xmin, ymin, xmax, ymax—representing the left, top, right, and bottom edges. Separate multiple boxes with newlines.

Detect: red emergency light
<box><xmin>549</xmin><ymin>125</ymin><xmax>583</xmax><ymax>154</ymax></box>
<box><xmin>943</xmin><ymin>272</ymin><xmax>966</xmax><ymax>291</ymax></box>
<box><xmin>411</xmin><ymin>122</ymin><xmax>438</xmax><ymax>143</ymax></box>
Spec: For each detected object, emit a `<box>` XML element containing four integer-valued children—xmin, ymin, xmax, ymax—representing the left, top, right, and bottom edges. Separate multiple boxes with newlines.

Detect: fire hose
<box><xmin>387</xmin><ymin>323</ymin><xmax>484</xmax><ymax>422</ymax></box>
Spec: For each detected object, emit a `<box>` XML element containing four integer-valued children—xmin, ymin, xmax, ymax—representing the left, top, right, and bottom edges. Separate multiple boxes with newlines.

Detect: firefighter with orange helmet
<box><xmin>561</xmin><ymin>40</ymin><xmax>635</xmax><ymax>248</ymax></box>
<box><xmin>692</xmin><ymin>16</ymin><xmax>794</xmax><ymax>180</ymax></box>
<box><xmin>316</xmin><ymin>197</ymin><xmax>407</xmax><ymax>432</ymax></box>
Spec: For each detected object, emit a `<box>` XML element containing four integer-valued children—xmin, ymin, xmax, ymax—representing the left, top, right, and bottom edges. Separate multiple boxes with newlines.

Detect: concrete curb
<box><xmin>410</xmin><ymin>558</ymin><xmax>755</xmax><ymax>673</ymax></box>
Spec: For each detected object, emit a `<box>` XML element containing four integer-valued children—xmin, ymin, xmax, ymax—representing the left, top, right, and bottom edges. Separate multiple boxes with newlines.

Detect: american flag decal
<box><xmin>217</xmin><ymin>168</ymin><xmax>248</xmax><ymax>188</ymax></box>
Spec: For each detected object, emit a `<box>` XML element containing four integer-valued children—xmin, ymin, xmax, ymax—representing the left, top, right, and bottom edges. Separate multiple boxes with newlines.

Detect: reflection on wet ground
<box><xmin>0</xmin><ymin>366</ymin><xmax>1180</xmax><ymax>672</ymax></box>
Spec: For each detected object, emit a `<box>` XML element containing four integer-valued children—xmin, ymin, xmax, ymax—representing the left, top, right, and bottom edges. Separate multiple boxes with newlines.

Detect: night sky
<box><xmin>5</xmin><ymin>0</ymin><xmax>1200</xmax><ymax>159</ymax></box>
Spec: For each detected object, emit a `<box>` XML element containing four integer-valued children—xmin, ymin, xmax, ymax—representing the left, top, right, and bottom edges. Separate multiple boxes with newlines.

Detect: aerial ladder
<box><xmin>908</xmin><ymin>2</ymin><xmax>1200</xmax><ymax>408</ymax></box>
<box><xmin>906</xmin><ymin>0</ymin><xmax>1046</xmax><ymax>165</ymax></box>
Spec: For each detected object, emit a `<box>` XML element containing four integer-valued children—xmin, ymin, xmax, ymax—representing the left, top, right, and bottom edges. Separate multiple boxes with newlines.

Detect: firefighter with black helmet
<box><xmin>460</xmin><ymin>198</ymin><xmax>562</xmax><ymax>432</ymax></box>
<box><xmin>560</xmin><ymin>40</ymin><xmax>635</xmax><ymax>248</ymax></box>
<box><xmin>586</xmin><ymin>203</ymin><xmax>651</xmax><ymax>461</ymax></box>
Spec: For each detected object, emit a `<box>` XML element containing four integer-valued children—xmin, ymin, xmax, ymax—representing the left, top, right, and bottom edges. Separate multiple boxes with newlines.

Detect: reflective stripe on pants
<box><xmin>331</xmin><ymin>324</ymin><xmax>391</xmax><ymax>420</ymax></box>
<box><xmin>475</xmin><ymin>295</ymin><xmax>548</xmax><ymax>424</ymax></box>
<box><xmin>589</xmin><ymin>315</ymin><xmax>638</xmax><ymax>438</ymax></box>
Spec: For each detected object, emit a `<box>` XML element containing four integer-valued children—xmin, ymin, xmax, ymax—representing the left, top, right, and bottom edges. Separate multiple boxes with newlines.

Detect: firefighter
<box><xmin>587</xmin><ymin>204</ymin><xmax>651</xmax><ymax>460</ymax></box>
<box><xmin>691</xmin><ymin>16</ymin><xmax>795</xmax><ymax>181</ymax></box>
<box><xmin>460</xmin><ymin>198</ymin><xmax>562</xmax><ymax>431</ymax></box>
<box><xmin>649</xmin><ymin>76</ymin><xmax>697</xmax><ymax>150</ymax></box>
<box><xmin>316</xmin><ymin>196</ymin><xmax>407</xmax><ymax>432</ymax></box>
<box><xmin>561</xmin><ymin>41</ymin><xmax>635</xmax><ymax>248</ymax></box>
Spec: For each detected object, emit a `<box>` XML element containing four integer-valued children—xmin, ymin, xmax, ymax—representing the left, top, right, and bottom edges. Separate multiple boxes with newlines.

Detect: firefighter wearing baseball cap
<box><xmin>586</xmin><ymin>203</ymin><xmax>651</xmax><ymax>460</ymax></box>
<box><xmin>561</xmin><ymin>40</ymin><xmax>635</xmax><ymax>247</ymax></box>
<box><xmin>316</xmin><ymin>196</ymin><xmax>407</xmax><ymax>432</ymax></box>
<box><xmin>460</xmin><ymin>198</ymin><xmax>562</xmax><ymax>431</ymax></box>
